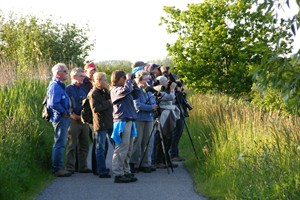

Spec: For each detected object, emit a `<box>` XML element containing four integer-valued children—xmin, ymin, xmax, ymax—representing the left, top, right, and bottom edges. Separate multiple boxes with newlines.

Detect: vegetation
<box><xmin>0</xmin><ymin>76</ymin><xmax>54</xmax><ymax>199</ymax></box>
<box><xmin>0</xmin><ymin>11</ymin><xmax>94</xmax><ymax>69</ymax></box>
<box><xmin>160</xmin><ymin>0</ymin><xmax>294</xmax><ymax>97</ymax></box>
<box><xmin>181</xmin><ymin>93</ymin><xmax>300</xmax><ymax>199</ymax></box>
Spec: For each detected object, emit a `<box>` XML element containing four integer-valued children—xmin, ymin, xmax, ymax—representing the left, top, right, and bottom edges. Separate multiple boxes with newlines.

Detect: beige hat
<box><xmin>156</xmin><ymin>76</ymin><xmax>167</xmax><ymax>84</ymax></box>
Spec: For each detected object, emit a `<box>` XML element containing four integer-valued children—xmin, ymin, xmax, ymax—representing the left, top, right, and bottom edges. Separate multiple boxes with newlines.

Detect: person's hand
<box><xmin>152</xmin><ymin>105</ymin><xmax>158</xmax><ymax>111</ymax></box>
<box><xmin>126</xmin><ymin>73</ymin><xmax>131</xmax><ymax>80</ymax></box>
<box><xmin>170</xmin><ymin>82</ymin><xmax>177</xmax><ymax>91</ymax></box>
<box><xmin>160</xmin><ymin>66</ymin><xmax>168</xmax><ymax>74</ymax></box>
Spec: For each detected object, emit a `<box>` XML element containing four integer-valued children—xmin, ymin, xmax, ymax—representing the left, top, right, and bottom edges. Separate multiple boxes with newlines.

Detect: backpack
<box><xmin>42</xmin><ymin>96</ymin><xmax>50</xmax><ymax>121</ymax></box>
<box><xmin>81</xmin><ymin>97</ymin><xmax>93</xmax><ymax>124</ymax></box>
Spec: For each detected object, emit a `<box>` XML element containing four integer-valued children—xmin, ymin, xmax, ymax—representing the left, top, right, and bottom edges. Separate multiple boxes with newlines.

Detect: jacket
<box><xmin>110</xmin><ymin>79</ymin><xmax>137</xmax><ymax>122</ymax></box>
<box><xmin>46</xmin><ymin>77</ymin><xmax>70</xmax><ymax>123</ymax></box>
<box><xmin>89</xmin><ymin>87</ymin><xmax>113</xmax><ymax>131</ymax></box>
<box><xmin>133</xmin><ymin>87</ymin><xmax>156</xmax><ymax>122</ymax></box>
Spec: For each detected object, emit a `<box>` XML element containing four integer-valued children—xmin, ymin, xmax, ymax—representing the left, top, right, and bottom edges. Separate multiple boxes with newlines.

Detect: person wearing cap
<box><xmin>131</xmin><ymin>61</ymin><xmax>147</xmax><ymax>69</ymax></box>
<box><xmin>129</xmin><ymin>70</ymin><xmax>157</xmax><ymax>173</ymax></box>
<box><xmin>152</xmin><ymin>76</ymin><xmax>180</xmax><ymax>169</ymax></box>
<box><xmin>82</xmin><ymin>62</ymin><xmax>96</xmax><ymax>93</ymax></box>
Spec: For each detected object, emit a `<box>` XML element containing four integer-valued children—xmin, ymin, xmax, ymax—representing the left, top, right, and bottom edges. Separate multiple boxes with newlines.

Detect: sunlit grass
<box><xmin>181</xmin><ymin>94</ymin><xmax>300</xmax><ymax>199</ymax></box>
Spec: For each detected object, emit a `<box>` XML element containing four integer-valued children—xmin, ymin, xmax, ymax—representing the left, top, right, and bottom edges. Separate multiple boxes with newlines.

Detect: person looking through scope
<box><xmin>152</xmin><ymin>75</ymin><xmax>180</xmax><ymax>169</ymax></box>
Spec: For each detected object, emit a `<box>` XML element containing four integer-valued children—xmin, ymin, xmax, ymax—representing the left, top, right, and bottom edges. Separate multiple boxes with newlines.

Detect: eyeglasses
<box><xmin>60</xmin><ymin>70</ymin><xmax>68</xmax><ymax>73</ymax></box>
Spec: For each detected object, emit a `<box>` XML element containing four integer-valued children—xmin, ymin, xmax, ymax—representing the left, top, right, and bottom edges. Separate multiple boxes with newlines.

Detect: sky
<box><xmin>1</xmin><ymin>0</ymin><xmax>299</xmax><ymax>62</ymax></box>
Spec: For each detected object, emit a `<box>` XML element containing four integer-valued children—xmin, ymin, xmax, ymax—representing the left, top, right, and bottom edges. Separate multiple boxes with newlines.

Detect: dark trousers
<box><xmin>170</xmin><ymin>117</ymin><xmax>184</xmax><ymax>158</ymax></box>
<box><xmin>154</xmin><ymin>131</ymin><xmax>171</xmax><ymax>164</ymax></box>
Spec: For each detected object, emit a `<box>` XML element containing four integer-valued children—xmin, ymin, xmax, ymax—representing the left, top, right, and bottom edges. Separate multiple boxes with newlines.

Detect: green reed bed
<box><xmin>0</xmin><ymin>80</ymin><xmax>54</xmax><ymax>200</ymax></box>
<box><xmin>181</xmin><ymin>94</ymin><xmax>300</xmax><ymax>199</ymax></box>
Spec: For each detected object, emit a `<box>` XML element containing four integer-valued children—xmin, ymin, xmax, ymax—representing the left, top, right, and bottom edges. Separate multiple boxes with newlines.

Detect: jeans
<box><xmin>95</xmin><ymin>130</ymin><xmax>108</xmax><ymax>175</ymax></box>
<box><xmin>52</xmin><ymin>117</ymin><xmax>71</xmax><ymax>172</ymax></box>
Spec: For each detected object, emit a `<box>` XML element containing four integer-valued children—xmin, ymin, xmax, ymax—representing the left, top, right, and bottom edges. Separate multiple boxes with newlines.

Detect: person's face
<box><xmin>117</xmin><ymin>74</ymin><xmax>127</xmax><ymax>86</ymax></box>
<box><xmin>57</xmin><ymin>67</ymin><xmax>68</xmax><ymax>82</ymax></box>
<box><xmin>85</xmin><ymin>68</ymin><xmax>95</xmax><ymax>79</ymax></box>
<box><xmin>139</xmin><ymin>75</ymin><xmax>148</xmax><ymax>87</ymax></box>
<box><xmin>153</xmin><ymin>68</ymin><xmax>160</xmax><ymax>76</ymax></box>
<box><xmin>97</xmin><ymin>76</ymin><xmax>108</xmax><ymax>89</ymax></box>
<box><xmin>161</xmin><ymin>80</ymin><xmax>169</xmax><ymax>87</ymax></box>
<box><xmin>74</xmin><ymin>72</ymin><xmax>85</xmax><ymax>85</ymax></box>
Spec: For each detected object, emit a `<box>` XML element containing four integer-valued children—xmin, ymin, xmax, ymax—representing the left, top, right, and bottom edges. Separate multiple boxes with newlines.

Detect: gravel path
<box><xmin>36</xmin><ymin>143</ymin><xmax>206</xmax><ymax>200</ymax></box>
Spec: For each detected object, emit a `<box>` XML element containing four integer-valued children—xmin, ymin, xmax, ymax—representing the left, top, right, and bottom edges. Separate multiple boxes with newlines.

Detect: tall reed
<box><xmin>181</xmin><ymin>94</ymin><xmax>300</xmax><ymax>199</ymax></box>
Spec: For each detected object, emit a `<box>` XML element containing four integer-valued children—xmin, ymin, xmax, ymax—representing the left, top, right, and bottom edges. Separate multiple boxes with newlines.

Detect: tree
<box><xmin>160</xmin><ymin>0</ymin><xmax>294</xmax><ymax>96</ymax></box>
<box><xmin>0</xmin><ymin>12</ymin><xmax>94</xmax><ymax>70</ymax></box>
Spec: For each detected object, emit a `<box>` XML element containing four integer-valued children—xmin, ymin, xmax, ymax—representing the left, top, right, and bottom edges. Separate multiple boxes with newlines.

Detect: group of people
<box><xmin>46</xmin><ymin>61</ymin><xmax>190</xmax><ymax>183</ymax></box>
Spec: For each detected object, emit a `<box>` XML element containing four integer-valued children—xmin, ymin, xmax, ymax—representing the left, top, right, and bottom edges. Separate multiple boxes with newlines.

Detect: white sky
<box><xmin>1</xmin><ymin>0</ymin><xmax>299</xmax><ymax>62</ymax></box>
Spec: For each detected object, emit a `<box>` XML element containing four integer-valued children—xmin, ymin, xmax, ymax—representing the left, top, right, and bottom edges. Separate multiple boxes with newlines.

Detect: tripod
<box><xmin>138</xmin><ymin>105</ymin><xmax>174</xmax><ymax>174</ymax></box>
<box><xmin>175</xmin><ymin>92</ymin><xmax>199</xmax><ymax>160</ymax></box>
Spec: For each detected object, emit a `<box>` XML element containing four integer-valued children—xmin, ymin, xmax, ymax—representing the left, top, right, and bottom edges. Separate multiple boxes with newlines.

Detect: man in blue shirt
<box><xmin>46</xmin><ymin>63</ymin><xmax>72</xmax><ymax>177</ymax></box>
<box><xmin>66</xmin><ymin>67</ymin><xmax>91</xmax><ymax>174</ymax></box>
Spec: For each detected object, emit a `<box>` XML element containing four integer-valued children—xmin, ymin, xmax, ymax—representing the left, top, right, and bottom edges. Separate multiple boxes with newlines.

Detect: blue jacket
<box><xmin>133</xmin><ymin>87</ymin><xmax>156</xmax><ymax>122</ymax></box>
<box><xmin>46</xmin><ymin>77</ymin><xmax>70</xmax><ymax>123</ymax></box>
<box><xmin>111</xmin><ymin>121</ymin><xmax>137</xmax><ymax>145</ymax></box>
<box><xmin>110</xmin><ymin>79</ymin><xmax>137</xmax><ymax>122</ymax></box>
<box><xmin>66</xmin><ymin>84</ymin><xmax>87</xmax><ymax>116</ymax></box>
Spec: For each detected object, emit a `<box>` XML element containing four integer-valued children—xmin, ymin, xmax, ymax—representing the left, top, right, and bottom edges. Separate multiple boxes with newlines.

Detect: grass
<box><xmin>0</xmin><ymin>78</ymin><xmax>55</xmax><ymax>199</ymax></box>
<box><xmin>180</xmin><ymin>94</ymin><xmax>300</xmax><ymax>199</ymax></box>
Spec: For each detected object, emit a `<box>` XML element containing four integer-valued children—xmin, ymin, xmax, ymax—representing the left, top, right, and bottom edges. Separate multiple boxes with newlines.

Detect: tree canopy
<box><xmin>0</xmin><ymin>12</ymin><xmax>94</xmax><ymax>69</ymax></box>
<box><xmin>161</xmin><ymin>0</ymin><xmax>294</xmax><ymax>96</ymax></box>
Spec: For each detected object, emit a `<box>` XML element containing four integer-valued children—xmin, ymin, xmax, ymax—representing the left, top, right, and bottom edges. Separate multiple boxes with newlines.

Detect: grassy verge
<box><xmin>180</xmin><ymin>94</ymin><xmax>300</xmax><ymax>199</ymax></box>
<box><xmin>0</xmin><ymin>80</ymin><xmax>54</xmax><ymax>199</ymax></box>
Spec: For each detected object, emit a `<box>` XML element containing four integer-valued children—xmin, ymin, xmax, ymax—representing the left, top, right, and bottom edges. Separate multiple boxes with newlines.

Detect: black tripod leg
<box><xmin>183</xmin><ymin>117</ymin><xmax>199</xmax><ymax>160</ymax></box>
<box><xmin>138</xmin><ymin>119</ymin><xmax>157</xmax><ymax>169</ymax></box>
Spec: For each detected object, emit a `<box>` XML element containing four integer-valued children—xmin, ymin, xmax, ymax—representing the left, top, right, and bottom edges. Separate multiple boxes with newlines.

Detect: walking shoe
<box><xmin>67</xmin><ymin>169</ymin><xmax>75</xmax><ymax>174</ymax></box>
<box><xmin>124</xmin><ymin>173</ymin><xmax>138</xmax><ymax>182</ymax></box>
<box><xmin>53</xmin><ymin>169</ymin><xmax>72</xmax><ymax>177</ymax></box>
<box><xmin>99</xmin><ymin>173</ymin><xmax>111</xmax><ymax>178</ymax></box>
<box><xmin>114</xmin><ymin>175</ymin><xmax>131</xmax><ymax>183</ymax></box>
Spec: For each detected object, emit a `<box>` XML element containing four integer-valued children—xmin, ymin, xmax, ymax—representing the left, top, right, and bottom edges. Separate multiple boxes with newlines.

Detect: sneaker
<box><xmin>53</xmin><ymin>169</ymin><xmax>72</xmax><ymax>177</ymax></box>
<box><xmin>114</xmin><ymin>175</ymin><xmax>131</xmax><ymax>183</ymax></box>
<box><xmin>99</xmin><ymin>173</ymin><xmax>111</xmax><ymax>178</ymax></box>
<box><xmin>124</xmin><ymin>173</ymin><xmax>138</xmax><ymax>182</ymax></box>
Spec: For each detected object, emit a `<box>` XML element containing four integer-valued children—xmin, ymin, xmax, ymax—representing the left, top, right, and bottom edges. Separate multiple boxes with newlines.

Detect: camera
<box><xmin>181</xmin><ymin>93</ymin><xmax>193</xmax><ymax>110</ymax></box>
<box><xmin>145</xmin><ymin>86</ymin><xmax>163</xmax><ymax>98</ymax></box>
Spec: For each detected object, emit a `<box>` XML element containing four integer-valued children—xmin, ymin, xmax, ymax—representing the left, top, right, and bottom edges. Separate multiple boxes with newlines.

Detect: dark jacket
<box><xmin>89</xmin><ymin>87</ymin><xmax>113</xmax><ymax>132</ymax></box>
<box><xmin>66</xmin><ymin>84</ymin><xmax>87</xmax><ymax>116</ymax></box>
<box><xmin>110</xmin><ymin>79</ymin><xmax>137</xmax><ymax>122</ymax></box>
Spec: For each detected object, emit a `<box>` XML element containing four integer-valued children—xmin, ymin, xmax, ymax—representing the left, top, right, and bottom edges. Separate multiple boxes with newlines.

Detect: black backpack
<box><xmin>42</xmin><ymin>96</ymin><xmax>50</xmax><ymax>121</ymax></box>
<box><xmin>81</xmin><ymin>97</ymin><xmax>93</xmax><ymax>124</ymax></box>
